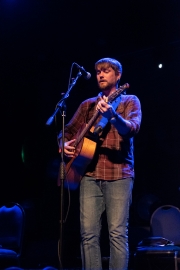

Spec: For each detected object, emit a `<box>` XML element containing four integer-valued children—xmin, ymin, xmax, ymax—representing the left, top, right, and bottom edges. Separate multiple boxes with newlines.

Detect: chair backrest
<box><xmin>150</xmin><ymin>205</ymin><xmax>180</xmax><ymax>245</ymax></box>
<box><xmin>0</xmin><ymin>202</ymin><xmax>25</xmax><ymax>255</ymax></box>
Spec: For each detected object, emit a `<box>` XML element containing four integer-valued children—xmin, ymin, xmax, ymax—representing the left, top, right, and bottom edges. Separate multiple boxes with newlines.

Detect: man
<box><xmin>58</xmin><ymin>57</ymin><xmax>142</xmax><ymax>270</ymax></box>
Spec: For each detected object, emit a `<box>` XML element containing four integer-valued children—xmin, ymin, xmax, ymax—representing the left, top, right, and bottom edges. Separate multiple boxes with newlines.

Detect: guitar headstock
<box><xmin>108</xmin><ymin>83</ymin><xmax>130</xmax><ymax>103</ymax></box>
<box><xmin>118</xmin><ymin>83</ymin><xmax>130</xmax><ymax>93</ymax></box>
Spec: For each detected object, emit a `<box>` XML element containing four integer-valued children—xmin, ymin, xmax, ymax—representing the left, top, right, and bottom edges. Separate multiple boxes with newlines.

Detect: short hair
<box><xmin>95</xmin><ymin>57</ymin><xmax>122</xmax><ymax>75</ymax></box>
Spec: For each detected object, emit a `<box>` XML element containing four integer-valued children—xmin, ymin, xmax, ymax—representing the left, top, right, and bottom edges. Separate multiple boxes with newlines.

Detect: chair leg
<box><xmin>175</xmin><ymin>251</ymin><xmax>178</xmax><ymax>270</ymax></box>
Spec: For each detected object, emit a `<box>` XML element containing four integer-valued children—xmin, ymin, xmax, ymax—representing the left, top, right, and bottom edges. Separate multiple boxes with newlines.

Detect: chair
<box><xmin>134</xmin><ymin>205</ymin><xmax>180</xmax><ymax>270</ymax></box>
<box><xmin>0</xmin><ymin>202</ymin><xmax>25</xmax><ymax>269</ymax></box>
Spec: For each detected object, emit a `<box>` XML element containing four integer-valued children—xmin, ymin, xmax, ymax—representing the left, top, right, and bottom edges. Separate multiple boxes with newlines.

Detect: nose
<box><xmin>99</xmin><ymin>72</ymin><xmax>104</xmax><ymax>78</ymax></box>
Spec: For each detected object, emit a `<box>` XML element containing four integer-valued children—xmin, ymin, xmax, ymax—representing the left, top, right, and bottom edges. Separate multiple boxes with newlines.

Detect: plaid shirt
<box><xmin>58</xmin><ymin>93</ymin><xmax>142</xmax><ymax>180</ymax></box>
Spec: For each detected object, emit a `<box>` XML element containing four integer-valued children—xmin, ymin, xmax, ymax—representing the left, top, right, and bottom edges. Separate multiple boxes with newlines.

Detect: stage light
<box><xmin>158</xmin><ymin>63</ymin><xmax>163</xmax><ymax>68</ymax></box>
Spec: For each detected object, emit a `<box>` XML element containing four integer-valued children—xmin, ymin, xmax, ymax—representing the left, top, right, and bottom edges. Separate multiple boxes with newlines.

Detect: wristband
<box><xmin>109</xmin><ymin>113</ymin><xmax>118</xmax><ymax>123</ymax></box>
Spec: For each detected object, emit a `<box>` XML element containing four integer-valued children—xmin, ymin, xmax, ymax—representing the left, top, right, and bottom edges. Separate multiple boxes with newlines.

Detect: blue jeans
<box><xmin>80</xmin><ymin>176</ymin><xmax>134</xmax><ymax>270</ymax></box>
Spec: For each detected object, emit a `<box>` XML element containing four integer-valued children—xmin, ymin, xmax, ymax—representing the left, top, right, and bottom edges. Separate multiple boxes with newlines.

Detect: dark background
<box><xmin>1</xmin><ymin>0</ymin><xmax>180</xmax><ymax>268</ymax></box>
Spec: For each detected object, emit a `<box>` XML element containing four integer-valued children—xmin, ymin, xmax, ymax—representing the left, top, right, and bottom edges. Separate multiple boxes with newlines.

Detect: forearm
<box><xmin>107</xmin><ymin>95</ymin><xmax>141</xmax><ymax>136</ymax></box>
<box><xmin>109</xmin><ymin>112</ymin><xmax>132</xmax><ymax>135</ymax></box>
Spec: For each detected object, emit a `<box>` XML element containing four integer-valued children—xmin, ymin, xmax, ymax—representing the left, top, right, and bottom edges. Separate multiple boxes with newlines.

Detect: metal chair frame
<box><xmin>134</xmin><ymin>205</ymin><xmax>180</xmax><ymax>270</ymax></box>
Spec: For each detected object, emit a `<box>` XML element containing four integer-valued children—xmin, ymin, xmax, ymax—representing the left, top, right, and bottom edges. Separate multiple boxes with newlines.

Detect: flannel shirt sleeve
<box><xmin>122</xmin><ymin>95</ymin><xmax>142</xmax><ymax>136</ymax></box>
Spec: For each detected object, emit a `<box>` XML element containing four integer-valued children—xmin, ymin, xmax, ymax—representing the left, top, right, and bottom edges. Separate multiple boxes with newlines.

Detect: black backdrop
<box><xmin>1</xmin><ymin>0</ymin><xmax>180</xmax><ymax>267</ymax></box>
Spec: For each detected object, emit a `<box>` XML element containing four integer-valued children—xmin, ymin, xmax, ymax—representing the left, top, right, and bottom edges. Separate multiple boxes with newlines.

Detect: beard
<box><xmin>98</xmin><ymin>81</ymin><xmax>114</xmax><ymax>90</ymax></box>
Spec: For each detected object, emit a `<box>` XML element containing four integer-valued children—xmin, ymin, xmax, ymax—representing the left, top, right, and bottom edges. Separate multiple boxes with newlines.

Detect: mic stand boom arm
<box><xmin>45</xmin><ymin>71</ymin><xmax>82</xmax><ymax>269</ymax></box>
<box><xmin>46</xmin><ymin>71</ymin><xmax>82</xmax><ymax>126</ymax></box>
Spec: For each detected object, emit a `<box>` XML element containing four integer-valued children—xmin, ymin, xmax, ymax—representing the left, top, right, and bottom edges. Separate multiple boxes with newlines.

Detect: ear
<box><xmin>116</xmin><ymin>72</ymin><xmax>121</xmax><ymax>85</ymax></box>
<box><xmin>117</xmin><ymin>72</ymin><xmax>121</xmax><ymax>80</ymax></box>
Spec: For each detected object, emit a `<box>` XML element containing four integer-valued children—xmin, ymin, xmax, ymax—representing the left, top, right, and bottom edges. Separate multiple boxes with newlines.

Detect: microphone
<box><xmin>74</xmin><ymin>63</ymin><xmax>91</xmax><ymax>80</ymax></box>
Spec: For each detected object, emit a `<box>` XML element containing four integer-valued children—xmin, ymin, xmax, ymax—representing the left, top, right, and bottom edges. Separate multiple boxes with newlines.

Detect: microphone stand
<box><xmin>46</xmin><ymin>71</ymin><xmax>82</xmax><ymax>269</ymax></box>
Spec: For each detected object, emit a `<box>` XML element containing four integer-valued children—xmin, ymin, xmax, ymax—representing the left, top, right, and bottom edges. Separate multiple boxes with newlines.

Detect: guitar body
<box><xmin>64</xmin><ymin>124</ymin><xmax>97</xmax><ymax>189</ymax></box>
<box><xmin>64</xmin><ymin>136</ymin><xmax>97</xmax><ymax>189</ymax></box>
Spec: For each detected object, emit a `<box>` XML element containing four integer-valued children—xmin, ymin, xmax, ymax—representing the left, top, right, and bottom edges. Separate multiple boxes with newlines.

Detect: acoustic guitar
<box><xmin>64</xmin><ymin>83</ymin><xmax>130</xmax><ymax>188</ymax></box>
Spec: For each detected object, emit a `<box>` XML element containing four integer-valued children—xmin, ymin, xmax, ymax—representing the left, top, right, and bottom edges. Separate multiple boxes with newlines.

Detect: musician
<box><xmin>58</xmin><ymin>57</ymin><xmax>142</xmax><ymax>270</ymax></box>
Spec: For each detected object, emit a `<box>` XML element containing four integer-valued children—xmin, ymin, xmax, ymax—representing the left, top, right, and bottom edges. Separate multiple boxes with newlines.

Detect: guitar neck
<box><xmin>108</xmin><ymin>83</ymin><xmax>129</xmax><ymax>103</ymax></box>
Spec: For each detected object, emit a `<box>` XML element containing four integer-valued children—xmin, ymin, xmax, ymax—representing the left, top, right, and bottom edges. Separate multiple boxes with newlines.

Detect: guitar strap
<box><xmin>94</xmin><ymin>93</ymin><xmax>122</xmax><ymax>134</ymax></box>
